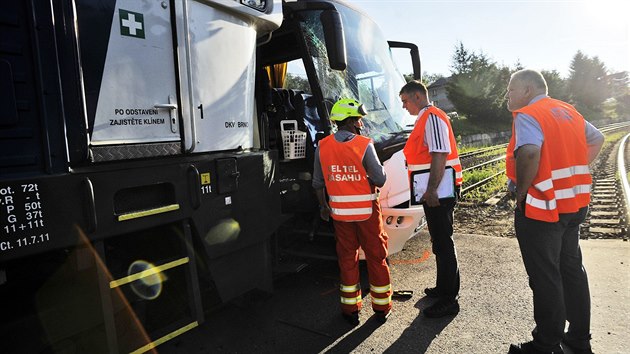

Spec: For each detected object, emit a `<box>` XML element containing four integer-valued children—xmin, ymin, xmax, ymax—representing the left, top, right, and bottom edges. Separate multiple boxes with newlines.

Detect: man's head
<box><xmin>330</xmin><ymin>98</ymin><xmax>367</xmax><ymax>133</ymax></box>
<box><xmin>505</xmin><ymin>69</ymin><xmax>548</xmax><ymax>112</ymax></box>
<box><xmin>399</xmin><ymin>80</ymin><xmax>430</xmax><ymax>116</ymax></box>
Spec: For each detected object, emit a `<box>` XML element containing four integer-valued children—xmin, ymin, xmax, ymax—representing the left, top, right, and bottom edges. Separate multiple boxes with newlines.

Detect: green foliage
<box><xmin>610</xmin><ymin>72</ymin><xmax>630</xmax><ymax>118</ymax></box>
<box><xmin>422</xmin><ymin>72</ymin><xmax>445</xmax><ymax>86</ymax></box>
<box><xmin>541</xmin><ymin>70</ymin><xmax>569</xmax><ymax>101</ymax></box>
<box><xmin>462</xmin><ymin>173</ymin><xmax>507</xmax><ymax>203</ymax></box>
<box><xmin>463</xmin><ymin>161</ymin><xmax>506</xmax><ymax>186</ymax></box>
<box><xmin>446</xmin><ymin>42</ymin><xmax>513</xmax><ymax>126</ymax></box>
<box><xmin>604</xmin><ymin>131</ymin><xmax>627</xmax><ymax>143</ymax></box>
<box><xmin>568</xmin><ymin>51</ymin><xmax>610</xmax><ymax>111</ymax></box>
<box><xmin>450</xmin><ymin>114</ymin><xmax>510</xmax><ymax>137</ymax></box>
<box><xmin>402</xmin><ymin>72</ymin><xmax>444</xmax><ymax>86</ymax></box>
<box><xmin>284</xmin><ymin>73</ymin><xmax>311</xmax><ymax>93</ymax></box>
<box><xmin>461</xmin><ymin>159</ymin><xmax>507</xmax><ymax>203</ymax></box>
<box><xmin>615</xmin><ymin>93</ymin><xmax>630</xmax><ymax>118</ymax></box>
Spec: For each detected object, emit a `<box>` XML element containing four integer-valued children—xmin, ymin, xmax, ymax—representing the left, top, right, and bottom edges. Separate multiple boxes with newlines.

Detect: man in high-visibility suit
<box><xmin>400</xmin><ymin>80</ymin><xmax>462</xmax><ymax>318</ymax></box>
<box><xmin>312</xmin><ymin>98</ymin><xmax>392</xmax><ymax>326</ymax></box>
<box><xmin>505</xmin><ymin>69</ymin><xmax>604</xmax><ymax>354</ymax></box>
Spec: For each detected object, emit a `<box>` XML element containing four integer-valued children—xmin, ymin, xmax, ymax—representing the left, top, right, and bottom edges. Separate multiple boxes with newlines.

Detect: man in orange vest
<box><xmin>312</xmin><ymin>98</ymin><xmax>392</xmax><ymax>326</ymax></box>
<box><xmin>400</xmin><ymin>81</ymin><xmax>463</xmax><ymax>318</ymax></box>
<box><xmin>505</xmin><ymin>69</ymin><xmax>604</xmax><ymax>354</ymax></box>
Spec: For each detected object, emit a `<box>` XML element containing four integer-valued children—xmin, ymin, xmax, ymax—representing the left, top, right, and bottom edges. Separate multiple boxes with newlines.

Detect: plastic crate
<box><xmin>280</xmin><ymin>120</ymin><xmax>306</xmax><ymax>160</ymax></box>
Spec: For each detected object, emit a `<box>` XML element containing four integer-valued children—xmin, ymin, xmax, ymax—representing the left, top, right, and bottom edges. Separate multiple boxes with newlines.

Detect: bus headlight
<box><xmin>241</xmin><ymin>0</ymin><xmax>267</xmax><ymax>11</ymax></box>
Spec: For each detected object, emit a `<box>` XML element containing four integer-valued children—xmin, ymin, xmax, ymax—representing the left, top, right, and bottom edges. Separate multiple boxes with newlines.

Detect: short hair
<box><xmin>399</xmin><ymin>80</ymin><xmax>428</xmax><ymax>96</ymax></box>
<box><xmin>511</xmin><ymin>69</ymin><xmax>548</xmax><ymax>94</ymax></box>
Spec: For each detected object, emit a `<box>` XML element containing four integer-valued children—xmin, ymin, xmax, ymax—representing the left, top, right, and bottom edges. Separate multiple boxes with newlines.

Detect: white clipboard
<box><xmin>410</xmin><ymin>167</ymin><xmax>455</xmax><ymax>205</ymax></box>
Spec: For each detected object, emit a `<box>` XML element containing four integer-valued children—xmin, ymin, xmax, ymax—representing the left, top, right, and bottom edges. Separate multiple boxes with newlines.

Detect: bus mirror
<box><xmin>320</xmin><ymin>9</ymin><xmax>347</xmax><ymax>71</ymax></box>
<box><xmin>388</xmin><ymin>41</ymin><xmax>422</xmax><ymax>80</ymax></box>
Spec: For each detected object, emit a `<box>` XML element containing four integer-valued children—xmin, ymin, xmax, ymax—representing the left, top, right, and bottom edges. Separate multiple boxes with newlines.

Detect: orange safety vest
<box><xmin>506</xmin><ymin>97</ymin><xmax>592</xmax><ymax>222</ymax></box>
<box><xmin>403</xmin><ymin>106</ymin><xmax>462</xmax><ymax>185</ymax></box>
<box><xmin>319</xmin><ymin>134</ymin><xmax>378</xmax><ymax>222</ymax></box>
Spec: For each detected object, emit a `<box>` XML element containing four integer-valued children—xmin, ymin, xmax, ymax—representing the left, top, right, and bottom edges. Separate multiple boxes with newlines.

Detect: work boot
<box><xmin>422</xmin><ymin>299</ymin><xmax>459</xmax><ymax>318</ymax></box>
<box><xmin>562</xmin><ymin>335</ymin><xmax>594</xmax><ymax>354</ymax></box>
<box><xmin>341</xmin><ymin>311</ymin><xmax>359</xmax><ymax>326</ymax></box>
<box><xmin>373</xmin><ymin>310</ymin><xmax>390</xmax><ymax>324</ymax></box>
<box><xmin>508</xmin><ymin>341</ymin><xmax>564</xmax><ymax>353</ymax></box>
<box><xmin>423</xmin><ymin>287</ymin><xmax>441</xmax><ymax>298</ymax></box>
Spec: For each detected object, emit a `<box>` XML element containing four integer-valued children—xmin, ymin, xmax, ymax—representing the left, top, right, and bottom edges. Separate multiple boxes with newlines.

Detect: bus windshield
<box><xmin>298</xmin><ymin>4</ymin><xmax>416</xmax><ymax>144</ymax></box>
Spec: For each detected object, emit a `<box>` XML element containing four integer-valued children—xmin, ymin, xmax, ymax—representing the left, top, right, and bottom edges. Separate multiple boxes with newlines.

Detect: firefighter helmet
<box><xmin>330</xmin><ymin>98</ymin><xmax>367</xmax><ymax>121</ymax></box>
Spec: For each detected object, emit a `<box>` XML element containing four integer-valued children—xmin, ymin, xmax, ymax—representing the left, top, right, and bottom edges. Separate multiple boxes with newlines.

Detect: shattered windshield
<box><xmin>298</xmin><ymin>4</ymin><xmax>416</xmax><ymax>144</ymax></box>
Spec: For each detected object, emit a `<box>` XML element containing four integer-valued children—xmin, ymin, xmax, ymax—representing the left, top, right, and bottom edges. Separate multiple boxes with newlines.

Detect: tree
<box><xmin>422</xmin><ymin>72</ymin><xmax>445</xmax><ymax>86</ymax></box>
<box><xmin>284</xmin><ymin>73</ymin><xmax>311</xmax><ymax>93</ymax></box>
<box><xmin>541</xmin><ymin>70</ymin><xmax>569</xmax><ymax>102</ymax></box>
<box><xmin>402</xmin><ymin>72</ymin><xmax>444</xmax><ymax>86</ymax></box>
<box><xmin>567</xmin><ymin>51</ymin><xmax>609</xmax><ymax>111</ymax></box>
<box><xmin>609</xmin><ymin>71</ymin><xmax>630</xmax><ymax>118</ymax></box>
<box><xmin>446</xmin><ymin>42</ymin><xmax>512</xmax><ymax>127</ymax></box>
<box><xmin>615</xmin><ymin>93</ymin><xmax>630</xmax><ymax>119</ymax></box>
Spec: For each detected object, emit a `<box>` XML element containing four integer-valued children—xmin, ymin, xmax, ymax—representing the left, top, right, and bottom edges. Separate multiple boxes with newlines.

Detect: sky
<box><xmin>348</xmin><ymin>0</ymin><xmax>630</xmax><ymax>79</ymax></box>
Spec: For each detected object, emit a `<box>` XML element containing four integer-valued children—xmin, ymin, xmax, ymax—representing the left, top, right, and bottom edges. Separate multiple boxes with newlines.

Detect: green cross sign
<box><xmin>119</xmin><ymin>9</ymin><xmax>145</xmax><ymax>39</ymax></box>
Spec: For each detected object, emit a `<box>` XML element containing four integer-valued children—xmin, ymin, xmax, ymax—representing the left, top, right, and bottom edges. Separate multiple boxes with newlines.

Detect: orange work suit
<box><xmin>506</xmin><ymin>97</ymin><xmax>591</xmax><ymax>222</ymax></box>
<box><xmin>319</xmin><ymin>134</ymin><xmax>392</xmax><ymax>315</ymax></box>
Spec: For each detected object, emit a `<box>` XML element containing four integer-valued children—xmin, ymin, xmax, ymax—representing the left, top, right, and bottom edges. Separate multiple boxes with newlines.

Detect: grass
<box><xmin>461</xmin><ymin>160</ymin><xmax>507</xmax><ymax>203</ymax></box>
<box><xmin>604</xmin><ymin>131</ymin><xmax>627</xmax><ymax>143</ymax></box>
<box><xmin>451</xmin><ymin>115</ymin><xmax>511</xmax><ymax>138</ymax></box>
<box><xmin>462</xmin><ymin>174</ymin><xmax>508</xmax><ymax>204</ymax></box>
<box><xmin>462</xmin><ymin>161</ymin><xmax>505</xmax><ymax>184</ymax></box>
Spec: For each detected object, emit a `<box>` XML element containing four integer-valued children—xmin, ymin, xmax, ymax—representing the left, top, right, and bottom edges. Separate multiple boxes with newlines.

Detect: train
<box><xmin>0</xmin><ymin>0</ymin><xmax>424</xmax><ymax>352</ymax></box>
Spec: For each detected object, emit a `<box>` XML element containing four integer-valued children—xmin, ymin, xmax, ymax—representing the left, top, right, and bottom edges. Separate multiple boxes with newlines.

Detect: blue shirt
<box><xmin>508</xmin><ymin>95</ymin><xmax>604</xmax><ymax>192</ymax></box>
<box><xmin>514</xmin><ymin>94</ymin><xmax>603</xmax><ymax>150</ymax></box>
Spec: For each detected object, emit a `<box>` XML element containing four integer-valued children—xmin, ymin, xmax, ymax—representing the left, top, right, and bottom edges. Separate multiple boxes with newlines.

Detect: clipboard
<box><xmin>410</xmin><ymin>167</ymin><xmax>456</xmax><ymax>205</ymax></box>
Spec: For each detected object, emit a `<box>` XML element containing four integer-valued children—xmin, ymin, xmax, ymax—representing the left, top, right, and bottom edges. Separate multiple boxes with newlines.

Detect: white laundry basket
<box><xmin>280</xmin><ymin>120</ymin><xmax>306</xmax><ymax>160</ymax></box>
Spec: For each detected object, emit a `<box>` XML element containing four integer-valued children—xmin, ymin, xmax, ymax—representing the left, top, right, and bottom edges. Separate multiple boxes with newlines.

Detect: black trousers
<box><xmin>423</xmin><ymin>197</ymin><xmax>460</xmax><ymax>300</ymax></box>
<box><xmin>515</xmin><ymin>206</ymin><xmax>591</xmax><ymax>352</ymax></box>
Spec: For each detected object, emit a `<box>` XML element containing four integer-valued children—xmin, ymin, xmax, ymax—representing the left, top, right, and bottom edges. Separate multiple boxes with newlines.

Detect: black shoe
<box><xmin>422</xmin><ymin>299</ymin><xmax>459</xmax><ymax>318</ymax></box>
<box><xmin>341</xmin><ymin>311</ymin><xmax>359</xmax><ymax>326</ymax></box>
<box><xmin>562</xmin><ymin>339</ymin><xmax>594</xmax><ymax>354</ymax></box>
<box><xmin>392</xmin><ymin>290</ymin><xmax>413</xmax><ymax>299</ymax></box>
<box><xmin>373</xmin><ymin>310</ymin><xmax>390</xmax><ymax>324</ymax></box>
<box><xmin>508</xmin><ymin>341</ymin><xmax>564</xmax><ymax>354</ymax></box>
<box><xmin>423</xmin><ymin>287</ymin><xmax>441</xmax><ymax>298</ymax></box>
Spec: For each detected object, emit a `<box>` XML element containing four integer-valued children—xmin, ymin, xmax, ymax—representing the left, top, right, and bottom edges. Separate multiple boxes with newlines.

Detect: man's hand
<box><xmin>319</xmin><ymin>205</ymin><xmax>331</xmax><ymax>221</ymax></box>
<box><xmin>515</xmin><ymin>190</ymin><xmax>527</xmax><ymax>211</ymax></box>
<box><xmin>424</xmin><ymin>152</ymin><xmax>447</xmax><ymax>207</ymax></box>
<box><xmin>422</xmin><ymin>188</ymin><xmax>440</xmax><ymax>207</ymax></box>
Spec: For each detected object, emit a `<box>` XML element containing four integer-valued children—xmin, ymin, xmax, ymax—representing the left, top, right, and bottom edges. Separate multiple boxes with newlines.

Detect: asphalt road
<box><xmin>159</xmin><ymin>231</ymin><xmax>630</xmax><ymax>354</ymax></box>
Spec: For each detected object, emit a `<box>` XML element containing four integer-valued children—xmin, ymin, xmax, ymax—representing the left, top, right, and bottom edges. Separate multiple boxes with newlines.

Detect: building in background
<box><xmin>428</xmin><ymin>77</ymin><xmax>455</xmax><ymax>113</ymax></box>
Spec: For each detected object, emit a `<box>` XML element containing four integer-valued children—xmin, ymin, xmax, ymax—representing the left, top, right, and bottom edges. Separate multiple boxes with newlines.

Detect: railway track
<box><xmin>460</xmin><ymin>144</ymin><xmax>506</xmax><ymax>170</ymax></box>
<box><xmin>582</xmin><ymin>131</ymin><xmax>629</xmax><ymax>239</ymax></box>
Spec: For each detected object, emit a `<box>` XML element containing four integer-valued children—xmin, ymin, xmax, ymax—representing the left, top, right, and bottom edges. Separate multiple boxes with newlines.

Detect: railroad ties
<box><xmin>583</xmin><ymin>128</ymin><xmax>630</xmax><ymax>240</ymax></box>
<box><xmin>586</xmin><ymin>177</ymin><xmax>626</xmax><ymax>239</ymax></box>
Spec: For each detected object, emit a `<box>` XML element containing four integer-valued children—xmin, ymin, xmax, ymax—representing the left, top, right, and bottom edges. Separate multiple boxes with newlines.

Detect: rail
<box><xmin>599</xmin><ymin>121</ymin><xmax>630</xmax><ymax>133</ymax></box>
<box><xmin>462</xmin><ymin>155</ymin><xmax>505</xmax><ymax>173</ymax></box>
<box><xmin>459</xmin><ymin>143</ymin><xmax>507</xmax><ymax>159</ymax></box>
<box><xmin>618</xmin><ymin>133</ymin><xmax>630</xmax><ymax>237</ymax></box>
